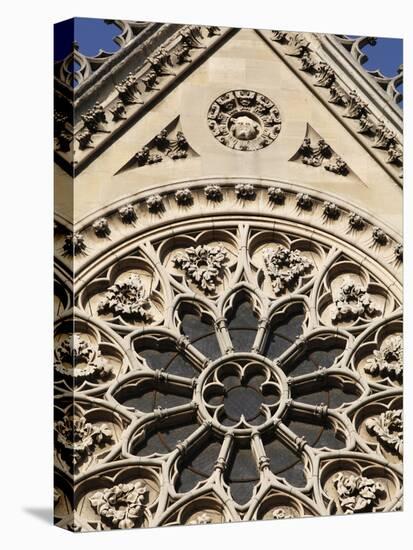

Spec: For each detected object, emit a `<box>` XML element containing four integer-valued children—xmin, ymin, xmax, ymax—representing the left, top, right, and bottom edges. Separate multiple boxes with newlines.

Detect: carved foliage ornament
<box><xmin>208</xmin><ymin>90</ymin><xmax>281</xmax><ymax>151</ymax></box>
<box><xmin>365</xmin><ymin>336</ymin><xmax>403</xmax><ymax>382</ymax></box>
<box><xmin>333</xmin><ymin>472</ymin><xmax>386</xmax><ymax>514</ymax></box>
<box><xmin>55</xmin><ymin>415</ymin><xmax>113</xmax><ymax>471</ymax></box>
<box><xmin>366</xmin><ymin>409</ymin><xmax>403</xmax><ymax>456</ymax></box>
<box><xmin>262</xmin><ymin>246</ymin><xmax>313</xmax><ymax>295</ymax></box>
<box><xmin>89</xmin><ymin>481</ymin><xmax>149</xmax><ymax>529</ymax></box>
<box><xmin>54</xmin><ymin>334</ymin><xmax>111</xmax><ymax>381</ymax></box>
<box><xmin>173</xmin><ymin>245</ymin><xmax>228</xmax><ymax>293</ymax></box>
<box><xmin>98</xmin><ymin>274</ymin><xmax>153</xmax><ymax>321</ymax></box>
<box><xmin>331</xmin><ymin>277</ymin><xmax>380</xmax><ymax>323</ymax></box>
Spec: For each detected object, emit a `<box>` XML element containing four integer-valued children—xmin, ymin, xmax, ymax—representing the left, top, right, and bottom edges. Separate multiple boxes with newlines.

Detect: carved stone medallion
<box><xmin>207</xmin><ymin>90</ymin><xmax>281</xmax><ymax>151</ymax></box>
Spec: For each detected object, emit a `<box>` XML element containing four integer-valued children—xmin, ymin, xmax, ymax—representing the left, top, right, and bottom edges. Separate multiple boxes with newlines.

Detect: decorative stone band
<box><xmin>54</xmin><ymin>180</ymin><xmax>402</xmax><ymax>284</ymax></box>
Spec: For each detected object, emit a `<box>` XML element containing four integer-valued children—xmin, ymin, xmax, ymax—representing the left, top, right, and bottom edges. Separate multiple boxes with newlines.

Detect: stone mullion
<box><xmin>251</xmin><ymin>432</ymin><xmax>271</xmax><ymax>475</ymax></box>
<box><xmin>251</xmin><ymin>317</ymin><xmax>269</xmax><ymax>354</ymax></box>
<box><xmin>211</xmin><ymin>431</ymin><xmax>234</xmax><ymax>481</ymax></box>
<box><xmin>214</xmin><ymin>317</ymin><xmax>234</xmax><ymax>354</ymax></box>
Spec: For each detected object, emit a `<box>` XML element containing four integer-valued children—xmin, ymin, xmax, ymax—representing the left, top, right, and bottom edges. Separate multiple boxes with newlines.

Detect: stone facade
<box><xmin>54</xmin><ymin>20</ymin><xmax>403</xmax><ymax>531</ymax></box>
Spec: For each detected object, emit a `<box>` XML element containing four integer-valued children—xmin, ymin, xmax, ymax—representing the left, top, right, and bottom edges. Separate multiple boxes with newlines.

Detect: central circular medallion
<box><xmin>197</xmin><ymin>354</ymin><xmax>288</xmax><ymax>435</ymax></box>
<box><xmin>207</xmin><ymin>89</ymin><xmax>281</xmax><ymax>151</ymax></box>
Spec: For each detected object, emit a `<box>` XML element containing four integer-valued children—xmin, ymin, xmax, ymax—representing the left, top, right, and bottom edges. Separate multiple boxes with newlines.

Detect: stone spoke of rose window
<box><xmin>289</xmin><ymin>370</ymin><xmax>363</xmax><ymax>411</ymax></box>
<box><xmin>110</xmin><ymin>371</ymin><xmax>196</xmax><ymax>415</ymax></box>
<box><xmin>279</xmin><ymin>335</ymin><xmax>347</xmax><ymax>377</ymax></box>
<box><xmin>131</xmin><ymin>332</ymin><xmax>202</xmax><ymax>378</ymax></box>
<box><xmin>176</xmin><ymin>304</ymin><xmax>223</xmax><ymax>359</ymax></box>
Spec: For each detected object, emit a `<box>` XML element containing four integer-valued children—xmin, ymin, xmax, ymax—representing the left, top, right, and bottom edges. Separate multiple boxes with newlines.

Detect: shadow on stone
<box><xmin>24</xmin><ymin>507</ymin><xmax>52</xmax><ymax>525</ymax></box>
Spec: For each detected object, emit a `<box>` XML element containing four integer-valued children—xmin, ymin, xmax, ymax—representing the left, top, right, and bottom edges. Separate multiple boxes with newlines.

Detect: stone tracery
<box><xmin>54</xmin><ymin>202</ymin><xmax>402</xmax><ymax>529</ymax></box>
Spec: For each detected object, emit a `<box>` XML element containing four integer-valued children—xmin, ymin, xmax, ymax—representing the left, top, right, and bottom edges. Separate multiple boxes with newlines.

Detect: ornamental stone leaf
<box><xmin>333</xmin><ymin>472</ymin><xmax>386</xmax><ymax>514</ymax></box>
<box><xmin>98</xmin><ymin>274</ymin><xmax>152</xmax><ymax>321</ymax></box>
<box><xmin>331</xmin><ymin>276</ymin><xmax>381</xmax><ymax>323</ymax></box>
<box><xmin>54</xmin><ymin>334</ymin><xmax>111</xmax><ymax>381</ymax></box>
<box><xmin>366</xmin><ymin>409</ymin><xmax>403</xmax><ymax>456</ymax></box>
<box><xmin>235</xmin><ymin>183</ymin><xmax>255</xmax><ymax>199</ymax></box>
<box><xmin>189</xmin><ymin>512</ymin><xmax>213</xmax><ymax>525</ymax></box>
<box><xmin>262</xmin><ymin>246</ymin><xmax>313</xmax><ymax>295</ymax></box>
<box><xmin>365</xmin><ymin>336</ymin><xmax>403</xmax><ymax>382</ymax></box>
<box><xmin>89</xmin><ymin>481</ymin><xmax>149</xmax><ymax>529</ymax></box>
<box><xmin>63</xmin><ymin>232</ymin><xmax>86</xmax><ymax>256</ymax></box>
<box><xmin>55</xmin><ymin>415</ymin><xmax>113</xmax><ymax>471</ymax></box>
<box><xmin>173</xmin><ymin>245</ymin><xmax>228</xmax><ymax>293</ymax></box>
<box><xmin>204</xmin><ymin>184</ymin><xmax>223</xmax><ymax>201</ymax></box>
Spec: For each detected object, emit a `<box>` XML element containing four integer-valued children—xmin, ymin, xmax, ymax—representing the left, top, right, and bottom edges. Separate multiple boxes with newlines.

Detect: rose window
<box><xmin>55</xmin><ymin>218</ymin><xmax>402</xmax><ymax>530</ymax></box>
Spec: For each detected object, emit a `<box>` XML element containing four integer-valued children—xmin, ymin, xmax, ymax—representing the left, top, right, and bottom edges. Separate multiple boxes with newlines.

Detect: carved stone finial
<box><xmin>357</xmin><ymin>114</ymin><xmax>374</xmax><ymax>134</ymax></box>
<box><xmin>146</xmin><ymin>194</ymin><xmax>164</xmax><ymax>212</ymax></box>
<box><xmin>371</xmin><ymin>227</ymin><xmax>389</xmax><ymax>246</ymax></box>
<box><xmin>386</xmin><ymin>144</ymin><xmax>403</xmax><ymax>165</ymax></box>
<box><xmin>372</xmin><ymin>121</ymin><xmax>397</xmax><ymax>150</ymax></box>
<box><xmin>323</xmin><ymin>202</ymin><xmax>340</xmax><ymax>219</ymax></box>
<box><xmin>314</xmin><ymin>62</ymin><xmax>336</xmax><ymax>87</ymax></box>
<box><xmin>348</xmin><ymin>213</ymin><xmax>366</xmax><ymax>230</ymax></box>
<box><xmin>110</xmin><ymin>101</ymin><xmax>127</xmax><ymax>121</ymax></box>
<box><xmin>115</xmin><ymin>72</ymin><xmax>143</xmax><ymax>105</ymax></box>
<box><xmin>343</xmin><ymin>90</ymin><xmax>368</xmax><ymax>119</ymax></box>
<box><xmin>394</xmin><ymin>244</ymin><xmax>403</xmax><ymax>262</ymax></box>
<box><xmin>328</xmin><ymin>84</ymin><xmax>347</xmax><ymax>105</ymax></box>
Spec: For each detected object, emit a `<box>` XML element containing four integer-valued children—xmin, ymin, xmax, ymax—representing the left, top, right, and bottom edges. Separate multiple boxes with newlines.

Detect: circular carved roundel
<box><xmin>207</xmin><ymin>90</ymin><xmax>281</xmax><ymax>151</ymax></box>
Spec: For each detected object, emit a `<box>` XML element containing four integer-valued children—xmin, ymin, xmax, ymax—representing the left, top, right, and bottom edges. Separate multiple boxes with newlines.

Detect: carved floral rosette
<box><xmin>54</xmin><ymin>180</ymin><xmax>402</xmax><ymax>530</ymax></box>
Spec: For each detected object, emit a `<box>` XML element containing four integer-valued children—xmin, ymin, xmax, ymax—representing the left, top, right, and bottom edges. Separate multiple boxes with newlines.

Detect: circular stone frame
<box><xmin>195</xmin><ymin>353</ymin><xmax>289</xmax><ymax>437</ymax></box>
<box><xmin>207</xmin><ymin>90</ymin><xmax>282</xmax><ymax>151</ymax></box>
